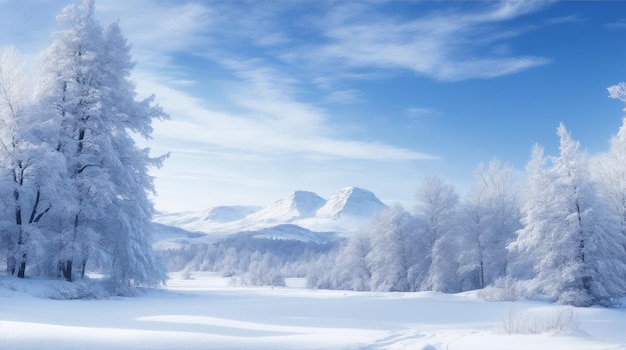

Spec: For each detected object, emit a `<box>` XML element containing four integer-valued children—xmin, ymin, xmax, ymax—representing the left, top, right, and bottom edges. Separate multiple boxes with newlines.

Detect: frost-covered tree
<box><xmin>597</xmin><ymin>119</ymin><xmax>626</xmax><ymax>240</ymax></box>
<box><xmin>416</xmin><ymin>176</ymin><xmax>460</xmax><ymax>292</ymax></box>
<box><xmin>592</xmin><ymin>118</ymin><xmax>626</xmax><ymax>280</ymax></box>
<box><xmin>334</xmin><ymin>230</ymin><xmax>373</xmax><ymax>291</ymax></box>
<box><xmin>0</xmin><ymin>47</ymin><xmax>64</xmax><ymax>278</ymax></box>
<box><xmin>367</xmin><ymin>204</ymin><xmax>421</xmax><ymax>292</ymax></box>
<box><xmin>507</xmin><ymin>144</ymin><xmax>548</xmax><ymax>281</ymax></box>
<box><xmin>35</xmin><ymin>0</ymin><xmax>167</xmax><ymax>286</ymax></box>
<box><xmin>458</xmin><ymin>160</ymin><xmax>520</xmax><ymax>290</ymax></box>
<box><xmin>511</xmin><ymin>124</ymin><xmax>626</xmax><ymax>306</ymax></box>
<box><xmin>244</xmin><ymin>252</ymin><xmax>286</xmax><ymax>287</ymax></box>
<box><xmin>598</xmin><ymin>83</ymin><xmax>626</xmax><ymax>251</ymax></box>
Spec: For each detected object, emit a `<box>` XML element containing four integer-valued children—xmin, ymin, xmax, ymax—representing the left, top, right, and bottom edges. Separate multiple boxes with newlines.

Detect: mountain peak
<box><xmin>246</xmin><ymin>190</ymin><xmax>326</xmax><ymax>223</ymax></box>
<box><xmin>287</xmin><ymin>190</ymin><xmax>327</xmax><ymax>217</ymax></box>
<box><xmin>316</xmin><ymin>186</ymin><xmax>386</xmax><ymax>218</ymax></box>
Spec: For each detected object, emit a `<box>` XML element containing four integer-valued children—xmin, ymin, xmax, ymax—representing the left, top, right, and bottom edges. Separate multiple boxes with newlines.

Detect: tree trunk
<box><xmin>15</xmin><ymin>227</ymin><xmax>26</xmax><ymax>279</ymax></box>
<box><xmin>479</xmin><ymin>260</ymin><xmax>485</xmax><ymax>289</ymax></box>
<box><xmin>14</xmin><ymin>189</ymin><xmax>26</xmax><ymax>278</ymax></box>
<box><xmin>7</xmin><ymin>257</ymin><xmax>16</xmax><ymax>275</ymax></box>
<box><xmin>575</xmin><ymin>200</ymin><xmax>592</xmax><ymax>294</ymax></box>
<box><xmin>61</xmin><ymin>260</ymin><xmax>72</xmax><ymax>282</ymax></box>
<box><xmin>17</xmin><ymin>255</ymin><xmax>26</xmax><ymax>278</ymax></box>
<box><xmin>80</xmin><ymin>258</ymin><xmax>87</xmax><ymax>279</ymax></box>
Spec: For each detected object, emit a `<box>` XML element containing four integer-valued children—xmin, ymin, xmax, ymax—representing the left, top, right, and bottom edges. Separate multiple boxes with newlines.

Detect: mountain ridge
<box><xmin>153</xmin><ymin>186</ymin><xmax>388</xmax><ymax>242</ymax></box>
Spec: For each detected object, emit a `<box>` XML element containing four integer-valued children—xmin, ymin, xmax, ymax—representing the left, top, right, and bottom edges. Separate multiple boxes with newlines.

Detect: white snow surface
<box><xmin>1</xmin><ymin>272</ymin><xmax>625</xmax><ymax>350</ymax></box>
<box><xmin>153</xmin><ymin>187</ymin><xmax>388</xmax><ymax>237</ymax></box>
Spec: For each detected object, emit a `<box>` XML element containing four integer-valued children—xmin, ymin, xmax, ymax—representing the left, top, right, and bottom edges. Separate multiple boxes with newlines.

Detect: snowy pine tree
<box><xmin>34</xmin><ymin>0</ymin><xmax>167</xmax><ymax>286</ymax></box>
<box><xmin>511</xmin><ymin>123</ymin><xmax>626</xmax><ymax>306</ymax></box>
<box><xmin>602</xmin><ymin>84</ymin><xmax>626</xmax><ymax>253</ymax></box>
<box><xmin>458</xmin><ymin>160</ymin><xmax>520</xmax><ymax>290</ymax></box>
<box><xmin>415</xmin><ymin>176</ymin><xmax>461</xmax><ymax>293</ymax></box>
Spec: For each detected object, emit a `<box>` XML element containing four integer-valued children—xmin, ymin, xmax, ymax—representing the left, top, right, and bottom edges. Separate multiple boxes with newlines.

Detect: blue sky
<box><xmin>2</xmin><ymin>0</ymin><xmax>626</xmax><ymax>212</ymax></box>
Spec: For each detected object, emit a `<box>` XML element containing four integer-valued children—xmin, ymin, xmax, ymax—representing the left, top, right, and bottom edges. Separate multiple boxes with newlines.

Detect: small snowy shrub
<box><xmin>243</xmin><ymin>269</ymin><xmax>286</xmax><ymax>287</ymax></box>
<box><xmin>221</xmin><ymin>270</ymin><xmax>236</xmax><ymax>278</ymax></box>
<box><xmin>228</xmin><ymin>277</ymin><xmax>242</xmax><ymax>286</ymax></box>
<box><xmin>499</xmin><ymin>308</ymin><xmax>580</xmax><ymax>335</ymax></box>
<box><xmin>479</xmin><ymin>277</ymin><xmax>525</xmax><ymax>302</ymax></box>
<box><xmin>46</xmin><ymin>280</ymin><xmax>108</xmax><ymax>300</ymax></box>
<box><xmin>181</xmin><ymin>270</ymin><xmax>195</xmax><ymax>280</ymax></box>
<box><xmin>557</xmin><ymin>290</ymin><xmax>594</xmax><ymax>307</ymax></box>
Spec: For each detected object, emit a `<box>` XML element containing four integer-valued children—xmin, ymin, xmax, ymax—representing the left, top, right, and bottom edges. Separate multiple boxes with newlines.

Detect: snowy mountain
<box><xmin>298</xmin><ymin>187</ymin><xmax>388</xmax><ymax>233</ymax></box>
<box><xmin>151</xmin><ymin>222</ymin><xmax>209</xmax><ymax>250</ymax></box>
<box><xmin>316</xmin><ymin>187</ymin><xmax>387</xmax><ymax>218</ymax></box>
<box><xmin>153</xmin><ymin>187</ymin><xmax>387</xmax><ymax>243</ymax></box>
<box><xmin>244</xmin><ymin>190</ymin><xmax>326</xmax><ymax>224</ymax></box>
<box><xmin>201</xmin><ymin>205</ymin><xmax>263</xmax><ymax>223</ymax></box>
<box><xmin>154</xmin><ymin>205</ymin><xmax>262</xmax><ymax>227</ymax></box>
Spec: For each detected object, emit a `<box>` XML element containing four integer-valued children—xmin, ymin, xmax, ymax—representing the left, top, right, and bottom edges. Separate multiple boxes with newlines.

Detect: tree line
<box><xmin>164</xmin><ymin>111</ymin><xmax>626</xmax><ymax>307</ymax></box>
<box><xmin>0</xmin><ymin>0</ymin><xmax>166</xmax><ymax>291</ymax></box>
<box><xmin>309</xmin><ymin>116</ymin><xmax>626</xmax><ymax>307</ymax></box>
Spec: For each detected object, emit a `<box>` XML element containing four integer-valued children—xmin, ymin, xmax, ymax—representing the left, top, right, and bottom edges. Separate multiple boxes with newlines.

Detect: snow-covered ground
<box><xmin>1</xmin><ymin>272</ymin><xmax>625</xmax><ymax>350</ymax></box>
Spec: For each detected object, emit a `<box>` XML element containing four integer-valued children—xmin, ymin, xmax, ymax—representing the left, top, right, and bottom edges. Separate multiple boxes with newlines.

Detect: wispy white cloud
<box><xmin>546</xmin><ymin>15</ymin><xmax>581</xmax><ymax>26</ymax></box>
<box><xmin>94</xmin><ymin>0</ymin><xmax>214</xmax><ymax>71</ymax></box>
<box><xmin>326</xmin><ymin>89</ymin><xmax>363</xmax><ymax>104</ymax></box>
<box><xmin>312</xmin><ymin>1</ymin><xmax>551</xmax><ymax>81</ymax></box>
<box><xmin>134</xmin><ymin>67</ymin><xmax>430</xmax><ymax>161</ymax></box>
<box><xmin>406</xmin><ymin>107</ymin><xmax>439</xmax><ymax>118</ymax></box>
<box><xmin>606</xmin><ymin>18</ymin><xmax>626</xmax><ymax>30</ymax></box>
<box><xmin>403</xmin><ymin>107</ymin><xmax>441</xmax><ymax>130</ymax></box>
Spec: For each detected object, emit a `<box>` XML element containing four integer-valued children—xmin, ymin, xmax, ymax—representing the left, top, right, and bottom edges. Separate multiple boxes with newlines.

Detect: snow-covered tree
<box><xmin>367</xmin><ymin>204</ymin><xmax>421</xmax><ymax>292</ymax></box>
<box><xmin>597</xmin><ymin>83</ymin><xmax>626</xmax><ymax>253</ymax></box>
<box><xmin>458</xmin><ymin>160</ymin><xmax>520</xmax><ymax>290</ymax></box>
<box><xmin>35</xmin><ymin>0</ymin><xmax>167</xmax><ymax>286</ymax></box>
<box><xmin>511</xmin><ymin>123</ymin><xmax>626</xmax><ymax>306</ymax></box>
<box><xmin>416</xmin><ymin>176</ymin><xmax>460</xmax><ymax>292</ymax></box>
<box><xmin>334</xmin><ymin>230</ymin><xmax>373</xmax><ymax>291</ymax></box>
<box><xmin>597</xmin><ymin>119</ymin><xmax>626</xmax><ymax>240</ymax></box>
<box><xmin>0</xmin><ymin>47</ymin><xmax>64</xmax><ymax>278</ymax></box>
<box><xmin>244</xmin><ymin>252</ymin><xmax>286</xmax><ymax>287</ymax></box>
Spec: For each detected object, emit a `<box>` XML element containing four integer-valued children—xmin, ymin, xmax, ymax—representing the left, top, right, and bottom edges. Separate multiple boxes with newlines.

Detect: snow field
<box><xmin>1</xmin><ymin>272</ymin><xmax>625</xmax><ymax>349</ymax></box>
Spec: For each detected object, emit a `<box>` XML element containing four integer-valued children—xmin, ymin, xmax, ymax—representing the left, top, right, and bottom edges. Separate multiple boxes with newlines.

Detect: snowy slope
<box><xmin>151</xmin><ymin>223</ymin><xmax>219</xmax><ymax>249</ymax></box>
<box><xmin>154</xmin><ymin>205</ymin><xmax>261</xmax><ymax>227</ymax></box>
<box><xmin>201</xmin><ymin>205</ymin><xmax>263</xmax><ymax>223</ymax></box>
<box><xmin>316</xmin><ymin>186</ymin><xmax>387</xmax><ymax>218</ymax></box>
<box><xmin>244</xmin><ymin>190</ymin><xmax>326</xmax><ymax>224</ymax></box>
